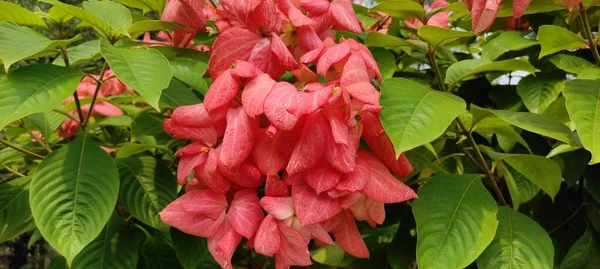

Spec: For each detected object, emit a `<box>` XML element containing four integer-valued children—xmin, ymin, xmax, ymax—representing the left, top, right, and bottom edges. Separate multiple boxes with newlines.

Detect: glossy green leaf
<box><xmin>516</xmin><ymin>75</ymin><xmax>564</xmax><ymax>113</ymax></box>
<box><xmin>0</xmin><ymin>2</ymin><xmax>49</xmax><ymax>29</ymax></box>
<box><xmin>91</xmin><ymin>115</ymin><xmax>133</xmax><ymax>128</ymax></box>
<box><xmin>549</xmin><ymin>54</ymin><xmax>595</xmax><ymax>74</ymax></box>
<box><xmin>170</xmin><ymin>59</ymin><xmax>208</xmax><ymax>94</ymax></box>
<box><xmin>370</xmin><ymin>0</ymin><xmax>425</xmax><ymax>20</ymax></box>
<box><xmin>27</xmin><ymin>111</ymin><xmax>66</xmax><ymax>140</ymax></box>
<box><xmin>564</xmin><ymin>79</ymin><xmax>600</xmax><ymax>164</ymax></box>
<box><xmin>311</xmin><ymin>244</ymin><xmax>353</xmax><ymax>267</ymax></box>
<box><xmin>30</xmin><ymin>135</ymin><xmax>120</xmax><ymax>265</ymax></box>
<box><xmin>160</xmin><ymin>79</ymin><xmax>201</xmax><ymax>109</ymax></box>
<box><xmin>116</xmin><ymin>143</ymin><xmax>160</xmax><ymax>158</ymax></box>
<box><xmin>370</xmin><ymin>47</ymin><xmax>396</xmax><ymax>79</ymax></box>
<box><xmin>500</xmin><ymin>163</ymin><xmax>539</xmax><ymax>210</ymax></box>
<box><xmin>71</xmin><ymin>214</ymin><xmax>141</xmax><ymax>269</ymax></box>
<box><xmin>538</xmin><ymin>25</ymin><xmax>586</xmax><ymax>58</ymax></box>
<box><xmin>53</xmin><ymin>40</ymin><xmax>101</xmax><ymax>66</ymax></box>
<box><xmin>502</xmin><ymin>154</ymin><xmax>562</xmax><ymax>199</ymax></box>
<box><xmin>481</xmin><ymin>31</ymin><xmax>538</xmax><ymax>61</ymax></box>
<box><xmin>0</xmin><ymin>22</ymin><xmax>78</xmax><ymax>71</ymax></box>
<box><xmin>83</xmin><ymin>0</ymin><xmax>132</xmax><ymax>36</ymax></box>
<box><xmin>477</xmin><ymin>207</ymin><xmax>554</xmax><ymax>269</ymax></box>
<box><xmin>559</xmin><ymin>228</ymin><xmax>600</xmax><ymax>269</ymax></box>
<box><xmin>139</xmin><ymin>233</ymin><xmax>184</xmax><ymax>269</ymax></box>
<box><xmin>445</xmin><ymin>59</ymin><xmax>536</xmax><ymax>86</ymax></box>
<box><xmin>497</xmin><ymin>0</ymin><xmax>566</xmax><ymax>17</ymax></box>
<box><xmin>413</xmin><ymin>174</ymin><xmax>498</xmax><ymax>269</ymax></box>
<box><xmin>0</xmin><ymin>177</ymin><xmax>35</xmax><ymax>243</ymax></box>
<box><xmin>0</xmin><ymin>64</ymin><xmax>84</xmax><ymax>131</ymax></box>
<box><xmin>132</xmin><ymin>112</ymin><xmax>166</xmax><ymax>137</ymax></box>
<box><xmin>116</xmin><ymin>156</ymin><xmax>177</xmax><ymax>230</ymax></box>
<box><xmin>128</xmin><ymin>20</ymin><xmax>183</xmax><ymax>36</ymax></box>
<box><xmin>114</xmin><ymin>0</ymin><xmax>165</xmax><ymax>15</ymax></box>
<box><xmin>171</xmin><ymin>228</ymin><xmax>219</xmax><ymax>269</ymax></box>
<box><xmin>578</xmin><ymin>67</ymin><xmax>600</xmax><ymax>80</ymax></box>
<box><xmin>365</xmin><ymin>31</ymin><xmax>427</xmax><ymax>50</ymax></box>
<box><xmin>380</xmin><ymin>78</ymin><xmax>466</xmax><ymax>156</ymax></box>
<box><xmin>473</xmin><ymin>117</ymin><xmax>531</xmax><ymax>152</ymax></box>
<box><xmin>417</xmin><ymin>26</ymin><xmax>475</xmax><ymax>48</ymax></box>
<box><xmin>101</xmin><ymin>40</ymin><xmax>172</xmax><ymax>111</ymax></box>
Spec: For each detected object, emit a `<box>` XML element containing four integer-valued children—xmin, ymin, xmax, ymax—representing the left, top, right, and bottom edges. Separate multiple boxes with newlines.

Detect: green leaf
<box><xmin>139</xmin><ymin>233</ymin><xmax>184</xmax><ymax>269</ymax></box>
<box><xmin>0</xmin><ymin>64</ymin><xmax>84</xmax><ymax>131</ymax></box>
<box><xmin>170</xmin><ymin>59</ymin><xmax>208</xmax><ymax>94</ymax></box>
<box><xmin>71</xmin><ymin>214</ymin><xmax>141</xmax><ymax>269</ymax></box>
<box><xmin>0</xmin><ymin>177</ymin><xmax>35</xmax><ymax>243</ymax></box>
<box><xmin>549</xmin><ymin>54</ymin><xmax>595</xmax><ymax>74</ymax></box>
<box><xmin>370</xmin><ymin>0</ymin><xmax>425</xmax><ymax>20</ymax></box>
<box><xmin>128</xmin><ymin>20</ymin><xmax>183</xmax><ymax>36</ymax></box>
<box><xmin>132</xmin><ymin>112</ymin><xmax>166</xmax><ymax>137</ymax></box>
<box><xmin>538</xmin><ymin>25</ymin><xmax>586</xmax><ymax>58</ymax></box>
<box><xmin>559</xmin><ymin>228</ymin><xmax>600</xmax><ymax>269</ymax></box>
<box><xmin>500</xmin><ymin>163</ymin><xmax>539</xmax><ymax>210</ymax></box>
<box><xmin>481</xmin><ymin>31</ymin><xmax>538</xmax><ymax>61</ymax></box>
<box><xmin>0</xmin><ymin>2</ymin><xmax>49</xmax><ymax>29</ymax></box>
<box><xmin>0</xmin><ymin>22</ymin><xmax>78</xmax><ymax>71</ymax></box>
<box><xmin>116</xmin><ymin>143</ymin><xmax>160</xmax><ymax>158</ymax></box>
<box><xmin>502</xmin><ymin>154</ymin><xmax>562</xmax><ymax>200</ymax></box>
<box><xmin>116</xmin><ymin>156</ymin><xmax>177</xmax><ymax>230</ymax></box>
<box><xmin>477</xmin><ymin>207</ymin><xmax>554</xmax><ymax>269</ymax></box>
<box><xmin>516</xmin><ymin>75</ymin><xmax>564</xmax><ymax>113</ymax></box>
<box><xmin>114</xmin><ymin>0</ymin><xmax>165</xmax><ymax>15</ymax></box>
<box><xmin>311</xmin><ymin>244</ymin><xmax>353</xmax><ymax>267</ymax></box>
<box><xmin>564</xmin><ymin>79</ymin><xmax>600</xmax><ymax>164</ymax></box>
<box><xmin>90</xmin><ymin>115</ymin><xmax>133</xmax><ymax>128</ymax></box>
<box><xmin>83</xmin><ymin>0</ymin><xmax>132</xmax><ymax>36</ymax></box>
<box><xmin>160</xmin><ymin>80</ymin><xmax>201</xmax><ymax>109</ymax></box>
<box><xmin>380</xmin><ymin>78</ymin><xmax>466</xmax><ymax>156</ymax></box>
<box><xmin>365</xmin><ymin>31</ymin><xmax>427</xmax><ymax>50</ymax></box>
<box><xmin>53</xmin><ymin>40</ymin><xmax>102</xmax><ymax>66</ymax></box>
<box><xmin>27</xmin><ymin>111</ymin><xmax>66</xmax><ymax>140</ymax></box>
<box><xmin>445</xmin><ymin>59</ymin><xmax>536</xmax><ymax>86</ymax></box>
<box><xmin>171</xmin><ymin>228</ymin><xmax>219</xmax><ymax>269</ymax></box>
<box><xmin>30</xmin><ymin>135</ymin><xmax>120</xmax><ymax>265</ymax></box>
<box><xmin>370</xmin><ymin>47</ymin><xmax>396</xmax><ymax>79</ymax></box>
<box><xmin>497</xmin><ymin>0</ymin><xmax>566</xmax><ymax>17</ymax></box>
<box><xmin>413</xmin><ymin>174</ymin><xmax>498</xmax><ymax>269</ymax></box>
<box><xmin>473</xmin><ymin>117</ymin><xmax>531</xmax><ymax>152</ymax></box>
<box><xmin>417</xmin><ymin>26</ymin><xmax>476</xmax><ymax>48</ymax></box>
<box><xmin>578</xmin><ymin>67</ymin><xmax>600</xmax><ymax>80</ymax></box>
<box><xmin>41</xmin><ymin>0</ymin><xmax>130</xmax><ymax>40</ymax></box>
<box><xmin>101</xmin><ymin>40</ymin><xmax>172</xmax><ymax>111</ymax></box>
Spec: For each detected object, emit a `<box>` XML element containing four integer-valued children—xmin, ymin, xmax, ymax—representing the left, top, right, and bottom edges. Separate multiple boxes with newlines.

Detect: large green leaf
<box><xmin>537</xmin><ymin>25</ymin><xmax>586</xmax><ymax>58</ymax></box>
<box><xmin>170</xmin><ymin>59</ymin><xmax>208</xmax><ymax>94</ymax></box>
<box><xmin>413</xmin><ymin>174</ymin><xmax>498</xmax><ymax>269</ymax></box>
<box><xmin>549</xmin><ymin>54</ymin><xmax>595</xmax><ymax>74</ymax></box>
<box><xmin>0</xmin><ymin>2</ymin><xmax>49</xmax><ymax>29</ymax></box>
<box><xmin>0</xmin><ymin>64</ymin><xmax>84</xmax><ymax>131</ymax></box>
<box><xmin>160</xmin><ymin>79</ymin><xmax>201</xmax><ymax>109</ymax></box>
<box><xmin>563</xmin><ymin>79</ymin><xmax>600</xmax><ymax>164</ymax></box>
<box><xmin>139</xmin><ymin>232</ymin><xmax>184</xmax><ymax>269</ymax></box>
<box><xmin>481</xmin><ymin>31</ymin><xmax>538</xmax><ymax>61</ymax></box>
<box><xmin>53</xmin><ymin>40</ymin><xmax>102</xmax><ymax>66</ymax></box>
<box><xmin>502</xmin><ymin>154</ymin><xmax>562</xmax><ymax>200</ymax></box>
<box><xmin>497</xmin><ymin>0</ymin><xmax>566</xmax><ymax>17</ymax></box>
<box><xmin>370</xmin><ymin>47</ymin><xmax>396</xmax><ymax>79</ymax></box>
<box><xmin>128</xmin><ymin>20</ymin><xmax>183</xmax><ymax>36</ymax></box>
<box><xmin>171</xmin><ymin>228</ymin><xmax>219</xmax><ymax>269</ymax></box>
<box><xmin>559</xmin><ymin>228</ymin><xmax>600</xmax><ymax>269</ymax></box>
<box><xmin>516</xmin><ymin>75</ymin><xmax>564</xmax><ymax>114</ymax></box>
<box><xmin>116</xmin><ymin>156</ymin><xmax>177</xmax><ymax>230</ymax></box>
<box><xmin>116</xmin><ymin>143</ymin><xmax>161</xmax><ymax>159</ymax></box>
<box><xmin>364</xmin><ymin>31</ymin><xmax>427</xmax><ymax>50</ymax></box>
<box><xmin>473</xmin><ymin>117</ymin><xmax>531</xmax><ymax>152</ymax></box>
<box><xmin>445</xmin><ymin>59</ymin><xmax>536</xmax><ymax>86</ymax></box>
<box><xmin>499</xmin><ymin>163</ymin><xmax>539</xmax><ymax>210</ymax></box>
<box><xmin>417</xmin><ymin>26</ymin><xmax>476</xmax><ymax>48</ymax></box>
<box><xmin>101</xmin><ymin>40</ymin><xmax>172</xmax><ymax>111</ymax></box>
<box><xmin>114</xmin><ymin>0</ymin><xmax>165</xmax><ymax>15</ymax></box>
<box><xmin>83</xmin><ymin>0</ymin><xmax>132</xmax><ymax>36</ymax></box>
<box><xmin>71</xmin><ymin>214</ymin><xmax>141</xmax><ymax>269</ymax></box>
<box><xmin>0</xmin><ymin>177</ymin><xmax>35</xmax><ymax>243</ymax></box>
<box><xmin>30</xmin><ymin>135</ymin><xmax>120</xmax><ymax>265</ymax></box>
<box><xmin>0</xmin><ymin>22</ymin><xmax>78</xmax><ymax>71</ymax></box>
<box><xmin>578</xmin><ymin>67</ymin><xmax>600</xmax><ymax>80</ymax></box>
<box><xmin>370</xmin><ymin>0</ymin><xmax>425</xmax><ymax>20</ymax></box>
<box><xmin>477</xmin><ymin>207</ymin><xmax>554</xmax><ymax>269</ymax></box>
<box><xmin>380</xmin><ymin>78</ymin><xmax>466</xmax><ymax>156</ymax></box>
<box><xmin>132</xmin><ymin>112</ymin><xmax>166</xmax><ymax>137</ymax></box>
<box><xmin>27</xmin><ymin>111</ymin><xmax>66</xmax><ymax>140</ymax></box>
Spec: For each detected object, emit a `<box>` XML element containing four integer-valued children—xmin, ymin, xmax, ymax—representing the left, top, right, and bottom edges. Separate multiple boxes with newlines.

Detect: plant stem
<box><xmin>427</xmin><ymin>49</ymin><xmax>507</xmax><ymax>206</ymax></box>
<box><xmin>456</xmin><ymin>119</ymin><xmax>508</xmax><ymax>205</ymax></box>
<box><xmin>58</xmin><ymin>46</ymin><xmax>86</xmax><ymax>128</ymax></box>
<box><xmin>579</xmin><ymin>3</ymin><xmax>600</xmax><ymax>68</ymax></box>
<box><xmin>2</xmin><ymin>163</ymin><xmax>26</xmax><ymax>177</ymax></box>
<box><xmin>52</xmin><ymin>109</ymin><xmax>81</xmax><ymax>124</ymax></box>
<box><xmin>83</xmin><ymin>62</ymin><xmax>109</xmax><ymax>127</ymax></box>
<box><xmin>208</xmin><ymin>0</ymin><xmax>217</xmax><ymax>8</ymax></box>
<box><xmin>0</xmin><ymin>139</ymin><xmax>44</xmax><ymax>159</ymax></box>
<box><xmin>22</xmin><ymin>121</ymin><xmax>52</xmax><ymax>153</ymax></box>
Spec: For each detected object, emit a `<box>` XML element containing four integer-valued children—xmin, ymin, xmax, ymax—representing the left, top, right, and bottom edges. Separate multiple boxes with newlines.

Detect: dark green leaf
<box><xmin>563</xmin><ymin>79</ymin><xmax>600</xmax><ymax>164</ymax></box>
<box><xmin>559</xmin><ymin>228</ymin><xmax>600</xmax><ymax>269</ymax></box>
<box><xmin>516</xmin><ymin>75</ymin><xmax>564</xmax><ymax>113</ymax></box>
<box><xmin>481</xmin><ymin>31</ymin><xmax>538</xmax><ymax>61</ymax></box>
<box><xmin>445</xmin><ymin>59</ymin><xmax>536</xmax><ymax>86</ymax></box>
<box><xmin>132</xmin><ymin>112</ymin><xmax>166</xmax><ymax>137</ymax></box>
<box><xmin>170</xmin><ymin>59</ymin><xmax>209</xmax><ymax>94</ymax></box>
<box><xmin>0</xmin><ymin>177</ymin><xmax>35</xmax><ymax>243</ymax></box>
<box><xmin>27</xmin><ymin>111</ymin><xmax>65</xmax><ymax>140</ymax></box>
<box><xmin>160</xmin><ymin>79</ymin><xmax>202</xmax><ymax>108</ymax></box>
<box><xmin>171</xmin><ymin>228</ymin><xmax>219</xmax><ymax>269</ymax></box>
<box><xmin>502</xmin><ymin>154</ymin><xmax>562</xmax><ymax>200</ymax></box>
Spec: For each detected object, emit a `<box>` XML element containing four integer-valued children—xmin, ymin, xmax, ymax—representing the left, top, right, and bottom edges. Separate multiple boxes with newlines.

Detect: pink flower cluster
<box><xmin>60</xmin><ymin>70</ymin><xmax>132</xmax><ymax>138</ymax></box>
<box><xmin>159</xmin><ymin>1</ymin><xmax>416</xmax><ymax>268</ymax></box>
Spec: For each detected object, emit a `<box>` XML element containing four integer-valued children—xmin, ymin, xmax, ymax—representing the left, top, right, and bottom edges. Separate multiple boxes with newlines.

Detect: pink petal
<box><xmin>265</xmin><ymin>174</ymin><xmax>290</xmax><ymax>197</ymax></box>
<box><xmin>254</xmin><ymin>215</ymin><xmax>281</xmax><ymax>256</ymax></box>
<box><xmin>264</xmin><ymin>82</ymin><xmax>300</xmax><ymax>131</ymax></box>
<box><xmin>218</xmin><ymin>161</ymin><xmax>263</xmax><ymax>188</ymax></box>
<box><xmin>316</xmin><ymin>43</ymin><xmax>351</xmax><ymax>75</ymax></box>
<box><xmin>301</xmin><ymin>0</ymin><xmax>329</xmax><ymax>14</ymax></box>
<box><xmin>204</xmin><ymin>70</ymin><xmax>240</xmax><ymax>112</ymax></box>
<box><xmin>91</xmin><ymin>101</ymin><xmax>123</xmax><ymax>116</ymax></box>
<box><xmin>288</xmin><ymin>7</ymin><xmax>315</xmax><ymax>27</ymax></box>
<box><xmin>171</xmin><ymin>103</ymin><xmax>213</xmax><ymax>127</ymax></box>
<box><xmin>160</xmin><ymin>193</ymin><xmax>226</xmax><ymax>237</ymax></box>
<box><xmin>248</xmin><ymin>38</ymin><xmax>286</xmax><ymax>79</ymax></box>
<box><xmin>359</xmin><ymin>151</ymin><xmax>417</xmax><ymax>203</ymax></box>
<box><xmin>325</xmin><ymin>109</ymin><xmax>348</xmax><ymax>145</ymax></box>
<box><xmin>292</xmin><ymin>179</ymin><xmax>342</xmax><ymax>225</ymax></box>
<box><xmin>219</xmin><ymin>107</ymin><xmax>258</xmax><ymax>169</ymax></box>
<box><xmin>362</xmin><ymin>134</ymin><xmax>413</xmax><ymax>178</ymax></box>
<box><xmin>359</xmin><ymin>111</ymin><xmax>385</xmax><ymax>137</ymax></box>
<box><xmin>332</xmin><ymin>210</ymin><xmax>369</xmax><ymax>258</ymax></box>
<box><xmin>336</xmin><ymin>157</ymin><xmax>370</xmax><ymax>192</ymax></box>
<box><xmin>305</xmin><ymin>162</ymin><xmax>342</xmax><ymax>194</ymax></box>
<box><xmin>252</xmin><ymin>130</ymin><xmax>289</xmax><ymax>175</ymax></box>
<box><xmin>228</xmin><ymin>189</ymin><xmax>264</xmax><ymax>239</ymax></box>
<box><xmin>275</xmin><ymin>222</ymin><xmax>313</xmax><ymax>268</ymax></box>
<box><xmin>230</xmin><ymin>60</ymin><xmax>262</xmax><ymax>78</ymax></box>
<box><xmin>270</xmin><ymin>33</ymin><xmax>298</xmax><ymax>70</ymax></box>
<box><xmin>163</xmin><ymin>119</ymin><xmax>218</xmax><ymax>146</ymax></box>
<box><xmin>208</xmin><ymin>220</ymin><xmax>242</xmax><ymax>269</ymax></box>
<box><xmin>287</xmin><ymin>111</ymin><xmax>328</xmax><ymax>174</ymax></box>
<box><xmin>286</xmin><ymin>83</ymin><xmax>333</xmax><ymax>117</ymax></box>
<box><xmin>260</xmin><ymin>196</ymin><xmax>295</xmax><ymax>220</ymax></box>
<box><xmin>330</xmin><ymin>0</ymin><xmax>362</xmax><ymax>33</ymax></box>
<box><xmin>196</xmin><ymin>148</ymin><xmax>231</xmax><ymax>193</ymax></box>
<box><xmin>177</xmin><ymin>152</ymin><xmax>207</xmax><ymax>185</ymax></box>
<box><xmin>513</xmin><ymin>0</ymin><xmax>532</xmax><ymax>18</ymax></box>
<box><xmin>471</xmin><ymin>0</ymin><xmax>501</xmax><ymax>34</ymax></box>
<box><xmin>180</xmin><ymin>188</ymin><xmax>229</xmax><ymax>219</ymax></box>
<box><xmin>209</xmin><ymin>27</ymin><xmax>262</xmax><ymax>78</ymax></box>
<box><xmin>341</xmin><ymin>53</ymin><xmax>380</xmax><ymax>105</ymax></box>
<box><xmin>297</xmin><ymin>25</ymin><xmax>323</xmax><ymax>51</ymax></box>
<box><xmin>305</xmin><ymin>223</ymin><xmax>333</xmax><ymax>245</ymax></box>
<box><xmin>242</xmin><ymin>74</ymin><xmax>277</xmax><ymax>117</ymax></box>
<box><xmin>325</xmin><ymin>125</ymin><xmax>359</xmax><ymax>173</ymax></box>
<box><xmin>365</xmin><ymin>198</ymin><xmax>385</xmax><ymax>225</ymax></box>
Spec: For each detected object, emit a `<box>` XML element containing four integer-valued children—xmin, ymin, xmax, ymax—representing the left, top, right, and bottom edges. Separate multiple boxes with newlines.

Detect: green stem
<box><xmin>22</xmin><ymin>121</ymin><xmax>52</xmax><ymax>153</ymax></box>
<box><xmin>427</xmin><ymin>52</ymin><xmax>449</xmax><ymax>92</ymax></box>
<box><xmin>579</xmin><ymin>3</ymin><xmax>600</xmax><ymax>68</ymax></box>
<box><xmin>0</xmin><ymin>138</ymin><xmax>44</xmax><ymax>159</ymax></box>
<box><xmin>83</xmin><ymin>62</ymin><xmax>109</xmax><ymax>127</ymax></box>
<box><xmin>52</xmin><ymin>109</ymin><xmax>81</xmax><ymax>124</ymax></box>
<box><xmin>2</xmin><ymin>163</ymin><xmax>26</xmax><ymax>177</ymax></box>
<box><xmin>58</xmin><ymin>46</ymin><xmax>86</xmax><ymax>129</ymax></box>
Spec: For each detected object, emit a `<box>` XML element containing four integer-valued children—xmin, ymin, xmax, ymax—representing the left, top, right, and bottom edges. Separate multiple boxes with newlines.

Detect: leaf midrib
<box><xmin>118</xmin><ymin>160</ymin><xmax>162</xmax><ymax>220</ymax></box>
<box><xmin>69</xmin><ymin>135</ymin><xmax>87</xmax><ymax>258</ymax></box>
